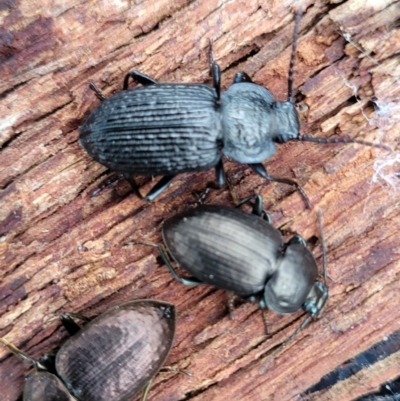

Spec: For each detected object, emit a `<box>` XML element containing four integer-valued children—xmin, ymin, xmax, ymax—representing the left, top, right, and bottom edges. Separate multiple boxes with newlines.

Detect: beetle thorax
<box><xmin>221</xmin><ymin>83</ymin><xmax>299</xmax><ymax>163</ymax></box>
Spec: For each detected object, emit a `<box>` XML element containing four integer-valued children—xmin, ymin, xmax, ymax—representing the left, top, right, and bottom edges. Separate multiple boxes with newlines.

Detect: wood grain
<box><xmin>0</xmin><ymin>0</ymin><xmax>399</xmax><ymax>400</ymax></box>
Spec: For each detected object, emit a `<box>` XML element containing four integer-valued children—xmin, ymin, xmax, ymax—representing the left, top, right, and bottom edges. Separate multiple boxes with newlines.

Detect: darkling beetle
<box><xmin>133</xmin><ymin>195</ymin><xmax>329</xmax><ymax>370</ymax></box>
<box><xmin>79</xmin><ymin>11</ymin><xmax>390</xmax><ymax>207</ymax></box>
<box><xmin>0</xmin><ymin>300</ymin><xmax>186</xmax><ymax>401</ymax></box>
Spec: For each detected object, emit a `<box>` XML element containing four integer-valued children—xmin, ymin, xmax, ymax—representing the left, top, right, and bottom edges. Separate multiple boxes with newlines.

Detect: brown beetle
<box><xmin>1</xmin><ymin>299</ymin><xmax>178</xmax><ymax>401</ymax></box>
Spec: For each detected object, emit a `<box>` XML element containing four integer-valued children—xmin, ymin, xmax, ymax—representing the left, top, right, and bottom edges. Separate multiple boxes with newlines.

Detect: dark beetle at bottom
<box><xmin>0</xmin><ymin>300</ymin><xmax>179</xmax><ymax>401</ymax></box>
<box><xmin>135</xmin><ymin>195</ymin><xmax>329</xmax><ymax>371</ymax></box>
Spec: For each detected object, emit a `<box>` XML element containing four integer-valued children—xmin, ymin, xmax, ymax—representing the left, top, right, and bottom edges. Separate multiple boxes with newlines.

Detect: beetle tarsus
<box><xmin>160</xmin><ymin>366</ymin><xmax>192</xmax><ymax>376</ymax></box>
<box><xmin>89</xmin><ymin>81</ymin><xmax>107</xmax><ymax>101</ymax></box>
<box><xmin>91</xmin><ymin>173</ymin><xmax>120</xmax><ymax>196</ymax></box>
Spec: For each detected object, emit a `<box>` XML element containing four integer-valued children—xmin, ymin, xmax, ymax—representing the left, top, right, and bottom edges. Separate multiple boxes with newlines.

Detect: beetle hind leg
<box><xmin>144</xmin><ymin>175</ymin><xmax>176</xmax><ymax>201</ymax></box>
<box><xmin>123</xmin><ymin>71</ymin><xmax>158</xmax><ymax>89</ymax></box>
<box><xmin>132</xmin><ymin>241</ymin><xmax>204</xmax><ymax>286</ymax></box>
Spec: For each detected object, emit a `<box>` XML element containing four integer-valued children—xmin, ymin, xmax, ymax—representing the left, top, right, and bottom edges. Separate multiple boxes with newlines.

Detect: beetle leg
<box><xmin>215</xmin><ymin>158</ymin><xmax>226</xmax><ymax>187</ymax></box>
<box><xmin>133</xmin><ymin>241</ymin><xmax>204</xmax><ymax>286</ymax></box>
<box><xmin>91</xmin><ymin>173</ymin><xmax>121</xmax><ymax>196</ymax></box>
<box><xmin>248</xmin><ymin>163</ymin><xmax>312</xmax><ymax>209</ymax></box>
<box><xmin>160</xmin><ymin>366</ymin><xmax>192</xmax><ymax>376</ymax></box>
<box><xmin>191</xmin><ymin>159</ymin><xmax>227</xmax><ymax>203</ymax></box>
<box><xmin>140</xmin><ymin>379</ymin><xmax>153</xmax><ymax>401</ymax></box>
<box><xmin>234</xmin><ymin>195</ymin><xmax>272</xmax><ymax>222</ymax></box>
<box><xmin>122</xmin><ymin>173</ymin><xmax>145</xmax><ymax>199</ymax></box>
<box><xmin>259</xmin><ymin>314</ymin><xmax>313</xmax><ymax>374</ymax></box>
<box><xmin>211</xmin><ymin>63</ymin><xmax>221</xmax><ymax>101</ymax></box>
<box><xmin>60</xmin><ymin>312</ymin><xmax>91</xmax><ymax>336</ymax></box>
<box><xmin>192</xmin><ymin>159</ymin><xmax>227</xmax><ymax>203</ymax></box>
<box><xmin>123</xmin><ymin>70</ymin><xmax>158</xmax><ymax>89</ymax></box>
<box><xmin>89</xmin><ymin>81</ymin><xmax>107</xmax><ymax>101</ymax></box>
<box><xmin>144</xmin><ymin>175</ymin><xmax>176</xmax><ymax>201</ymax></box>
<box><xmin>208</xmin><ymin>40</ymin><xmax>221</xmax><ymax>101</ymax></box>
<box><xmin>0</xmin><ymin>338</ymin><xmax>47</xmax><ymax>371</ymax></box>
<box><xmin>232</xmin><ymin>71</ymin><xmax>253</xmax><ymax>84</ymax></box>
<box><xmin>261</xmin><ymin>309</ymin><xmax>271</xmax><ymax>336</ymax></box>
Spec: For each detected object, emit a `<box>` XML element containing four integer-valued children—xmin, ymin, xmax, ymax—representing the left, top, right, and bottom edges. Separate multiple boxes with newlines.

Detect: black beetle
<box><xmin>133</xmin><ymin>195</ymin><xmax>328</xmax><ymax>370</ymax></box>
<box><xmin>1</xmin><ymin>299</ymin><xmax>179</xmax><ymax>401</ymax></box>
<box><xmin>79</xmin><ymin>12</ymin><xmax>389</xmax><ymax>206</ymax></box>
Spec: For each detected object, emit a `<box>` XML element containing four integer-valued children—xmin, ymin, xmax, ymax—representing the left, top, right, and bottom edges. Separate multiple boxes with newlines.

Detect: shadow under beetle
<box><xmin>80</xmin><ymin>11</ymin><xmax>390</xmax><ymax>206</ymax></box>
<box><xmin>134</xmin><ymin>195</ymin><xmax>329</xmax><ymax>370</ymax></box>
<box><xmin>0</xmin><ymin>300</ymin><xmax>180</xmax><ymax>401</ymax></box>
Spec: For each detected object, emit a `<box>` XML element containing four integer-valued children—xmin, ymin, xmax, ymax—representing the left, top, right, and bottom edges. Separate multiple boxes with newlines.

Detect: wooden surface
<box><xmin>1</xmin><ymin>0</ymin><xmax>399</xmax><ymax>400</ymax></box>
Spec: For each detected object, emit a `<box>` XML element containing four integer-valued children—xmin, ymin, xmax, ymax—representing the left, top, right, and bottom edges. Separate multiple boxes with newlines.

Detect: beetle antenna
<box><xmin>317</xmin><ymin>208</ymin><xmax>328</xmax><ymax>285</ymax></box>
<box><xmin>296</xmin><ymin>134</ymin><xmax>392</xmax><ymax>151</ymax></box>
<box><xmin>0</xmin><ymin>338</ymin><xmax>47</xmax><ymax>371</ymax></box>
<box><xmin>288</xmin><ymin>8</ymin><xmax>303</xmax><ymax>103</ymax></box>
<box><xmin>259</xmin><ymin>315</ymin><xmax>312</xmax><ymax>374</ymax></box>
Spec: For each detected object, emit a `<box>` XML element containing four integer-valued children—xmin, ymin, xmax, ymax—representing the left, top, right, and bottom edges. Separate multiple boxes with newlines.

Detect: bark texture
<box><xmin>0</xmin><ymin>0</ymin><xmax>399</xmax><ymax>400</ymax></box>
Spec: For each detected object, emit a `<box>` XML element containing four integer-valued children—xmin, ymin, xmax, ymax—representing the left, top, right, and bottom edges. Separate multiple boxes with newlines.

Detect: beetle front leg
<box><xmin>248</xmin><ymin>163</ymin><xmax>312</xmax><ymax>209</ymax></box>
<box><xmin>123</xmin><ymin>70</ymin><xmax>158</xmax><ymax>89</ymax></box>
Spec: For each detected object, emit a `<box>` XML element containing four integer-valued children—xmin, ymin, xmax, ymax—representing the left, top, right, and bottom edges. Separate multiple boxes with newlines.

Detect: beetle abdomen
<box><xmin>80</xmin><ymin>84</ymin><xmax>222</xmax><ymax>175</ymax></box>
<box><xmin>55</xmin><ymin>300</ymin><xmax>175</xmax><ymax>401</ymax></box>
<box><xmin>162</xmin><ymin>205</ymin><xmax>283</xmax><ymax>296</ymax></box>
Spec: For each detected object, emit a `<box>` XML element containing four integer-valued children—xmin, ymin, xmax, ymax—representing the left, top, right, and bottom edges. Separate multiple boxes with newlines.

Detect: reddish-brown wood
<box><xmin>0</xmin><ymin>0</ymin><xmax>399</xmax><ymax>400</ymax></box>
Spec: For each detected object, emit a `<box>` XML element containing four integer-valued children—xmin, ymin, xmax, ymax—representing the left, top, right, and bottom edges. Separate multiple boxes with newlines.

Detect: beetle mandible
<box><xmin>133</xmin><ymin>195</ymin><xmax>329</xmax><ymax>369</ymax></box>
<box><xmin>80</xmin><ymin>11</ymin><xmax>389</xmax><ymax>206</ymax></box>
<box><xmin>0</xmin><ymin>300</ymin><xmax>182</xmax><ymax>401</ymax></box>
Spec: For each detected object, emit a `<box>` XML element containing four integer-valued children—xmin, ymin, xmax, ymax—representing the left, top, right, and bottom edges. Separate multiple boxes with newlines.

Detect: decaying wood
<box><xmin>0</xmin><ymin>0</ymin><xmax>399</xmax><ymax>400</ymax></box>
